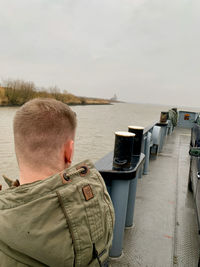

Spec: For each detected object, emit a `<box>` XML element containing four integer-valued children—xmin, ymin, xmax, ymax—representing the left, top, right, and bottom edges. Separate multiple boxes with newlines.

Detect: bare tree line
<box><xmin>0</xmin><ymin>79</ymin><xmax>82</xmax><ymax>105</ymax></box>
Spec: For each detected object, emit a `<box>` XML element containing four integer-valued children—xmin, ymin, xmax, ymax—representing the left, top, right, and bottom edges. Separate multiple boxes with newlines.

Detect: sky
<box><xmin>0</xmin><ymin>0</ymin><xmax>200</xmax><ymax>107</ymax></box>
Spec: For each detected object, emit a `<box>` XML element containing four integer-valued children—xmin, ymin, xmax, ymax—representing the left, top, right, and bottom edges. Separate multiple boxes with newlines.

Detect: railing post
<box><xmin>125</xmin><ymin>171</ymin><xmax>139</xmax><ymax>227</ymax></box>
<box><xmin>109</xmin><ymin>131</ymin><xmax>135</xmax><ymax>257</ymax></box>
<box><xmin>110</xmin><ymin>179</ymin><xmax>130</xmax><ymax>257</ymax></box>
<box><xmin>143</xmin><ymin>131</ymin><xmax>152</xmax><ymax>175</ymax></box>
<box><xmin>156</xmin><ymin>123</ymin><xmax>168</xmax><ymax>153</ymax></box>
<box><xmin>169</xmin><ymin>120</ymin><xmax>173</xmax><ymax>135</ymax></box>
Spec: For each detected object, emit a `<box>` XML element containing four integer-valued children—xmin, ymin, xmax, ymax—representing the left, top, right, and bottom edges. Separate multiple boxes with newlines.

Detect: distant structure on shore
<box><xmin>110</xmin><ymin>94</ymin><xmax>117</xmax><ymax>102</ymax></box>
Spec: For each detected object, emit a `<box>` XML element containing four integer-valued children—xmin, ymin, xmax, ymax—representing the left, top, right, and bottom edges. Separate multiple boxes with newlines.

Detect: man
<box><xmin>0</xmin><ymin>98</ymin><xmax>114</xmax><ymax>267</ymax></box>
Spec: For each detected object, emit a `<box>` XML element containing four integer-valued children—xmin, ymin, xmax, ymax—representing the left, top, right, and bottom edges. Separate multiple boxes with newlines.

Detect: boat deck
<box><xmin>110</xmin><ymin>127</ymin><xmax>200</xmax><ymax>267</ymax></box>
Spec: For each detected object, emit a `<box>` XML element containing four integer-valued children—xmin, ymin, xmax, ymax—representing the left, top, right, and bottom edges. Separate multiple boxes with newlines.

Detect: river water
<box><xmin>0</xmin><ymin>102</ymin><xmax>199</xmax><ymax>185</ymax></box>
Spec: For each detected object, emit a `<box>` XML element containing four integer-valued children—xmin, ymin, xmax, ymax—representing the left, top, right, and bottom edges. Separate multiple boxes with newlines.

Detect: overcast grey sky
<box><xmin>0</xmin><ymin>0</ymin><xmax>200</xmax><ymax>107</ymax></box>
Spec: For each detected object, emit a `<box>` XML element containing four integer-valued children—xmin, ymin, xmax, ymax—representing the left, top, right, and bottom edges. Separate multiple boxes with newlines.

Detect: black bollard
<box><xmin>113</xmin><ymin>131</ymin><xmax>135</xmax><ymax>170</ymax></box>
<box><xmin>160</xmin><ymin>112</ymin><xmax>168</xmax><ymax>123</ymax></box>
<box><xmin>128</xmin><ymin>126</ymin><xmax>144</xmax><ymax>156</ymax></box>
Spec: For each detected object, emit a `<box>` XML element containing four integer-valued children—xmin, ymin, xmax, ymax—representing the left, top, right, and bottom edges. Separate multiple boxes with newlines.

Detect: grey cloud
<box><xmin>0</xmin><ymin>0</ymin><xmax>200</xmax><ymax>106</ymax></box>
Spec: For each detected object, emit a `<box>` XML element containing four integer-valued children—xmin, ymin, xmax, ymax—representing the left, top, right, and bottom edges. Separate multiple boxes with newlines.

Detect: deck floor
<box><xmin>110</xmin><ymin>127</ymin><xmax>200</xmax><ymax>267</ymax></box>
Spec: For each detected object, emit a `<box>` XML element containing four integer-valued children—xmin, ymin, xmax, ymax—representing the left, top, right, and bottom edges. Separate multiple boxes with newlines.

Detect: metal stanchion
<box><xmin>110</xmin><ymin>131</ymin><xmax>135</xmax><ymax>257</ymax></box>
<box><xmin>96</xmin><ymin>126</ymin><xmax>145</xmax><ymax>258</ymax></box>
<box><xmin>143</xmin><ymin>132</ymin><xmax>152</xmax><ymax>175</ymax></box>
<box><xmin>125</xmin><ymin>172</ymin><xmax>139</xmax><ymax>228</ymax></box>
<box><xmin>110</xmin><ymin>179</ymin><xmax>130</xmax><ymax>257</ymax></box>
<box><xmin>124</xmin><ymin>126</ymin><xmax>145</xmax><ymax>228</ymax></box>
<box><xmin>155</xmin><ymin>122</ymin><xmax>168</xmax><ymax>153</ymax></box>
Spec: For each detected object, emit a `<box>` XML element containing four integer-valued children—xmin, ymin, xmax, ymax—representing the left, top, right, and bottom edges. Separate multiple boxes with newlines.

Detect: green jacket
<box><xmin>0</xmin><ymin>160</ymin><xmax>114</xmax><ymax>267</ymax></box>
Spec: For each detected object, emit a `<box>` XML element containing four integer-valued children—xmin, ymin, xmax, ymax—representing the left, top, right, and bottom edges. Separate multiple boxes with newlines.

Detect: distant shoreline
<box><xmin>0</xmin><ymin>82</ymin><xmax>113</xmax><ymax>107</ymax></box>
<box><xmin>0</xmin><ymin>102</ymin><xmax>113</xmax><ymax>107</ymax></box>
<box><xmin>68</xmin><ymin>102</ymin><xmax>113</xmax><ymax>106</ymax></box>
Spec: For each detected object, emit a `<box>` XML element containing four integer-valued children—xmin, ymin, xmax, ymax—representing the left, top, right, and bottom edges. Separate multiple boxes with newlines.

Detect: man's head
<box><xmin>14</xmin><ymin>98</ymin><xmax>77</xmax><ymax>183</ymax></box>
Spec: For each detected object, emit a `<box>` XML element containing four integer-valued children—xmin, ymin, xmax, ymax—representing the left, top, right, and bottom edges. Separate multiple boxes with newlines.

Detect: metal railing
<box><xmin>95</xmin><ymin>116</ymin><xmax>175</xmax><ymax>258</ymax></box>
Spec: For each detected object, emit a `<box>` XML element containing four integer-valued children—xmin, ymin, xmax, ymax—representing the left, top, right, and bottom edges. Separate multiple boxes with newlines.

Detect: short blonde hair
<box><xmin>14</xmin><ymin>98</ymin><xmax>77</xmax><ymax>168</ymax></box>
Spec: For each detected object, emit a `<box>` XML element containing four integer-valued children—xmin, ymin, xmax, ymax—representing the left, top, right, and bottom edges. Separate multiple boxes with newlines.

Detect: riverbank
<box><xmin>0</xmin><ymin>83</ymin><xmax>111</xmax><ymax>106</ymax></box>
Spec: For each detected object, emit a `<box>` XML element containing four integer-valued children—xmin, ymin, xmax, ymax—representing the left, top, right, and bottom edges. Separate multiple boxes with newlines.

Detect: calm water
<box><xmin>0</xmin><ymin>102</ymin><xmax>199</xmax><ymax>185</ymax></box>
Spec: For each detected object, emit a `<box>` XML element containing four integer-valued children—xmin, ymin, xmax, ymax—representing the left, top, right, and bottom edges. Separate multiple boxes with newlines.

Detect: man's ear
<box><xmin>64</xmin><ymin>139</ymin><xmax>74</xmax><ymax>165</ymax></box>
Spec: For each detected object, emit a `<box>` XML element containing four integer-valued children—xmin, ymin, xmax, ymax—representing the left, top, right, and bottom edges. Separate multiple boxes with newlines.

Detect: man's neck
<box><xmin>18</xmin><ymin>157</ymin><xmax>72</xmax><ymax>185</ymax></box>
<box><xmin>19</xmin><ymin>166</ymin><xmax>62</xmax><ymax>185</ymax></box>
